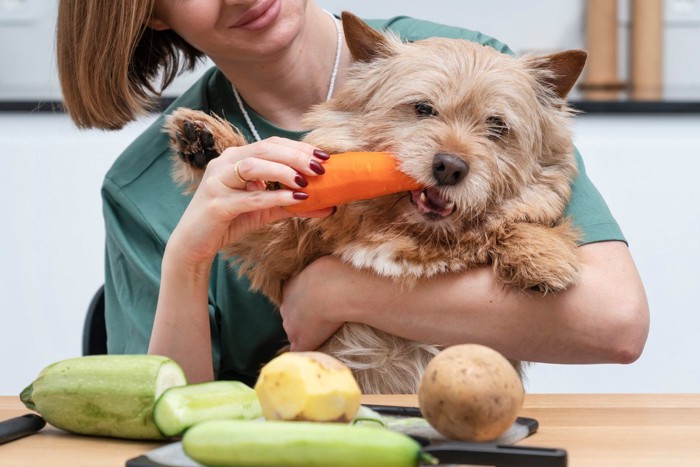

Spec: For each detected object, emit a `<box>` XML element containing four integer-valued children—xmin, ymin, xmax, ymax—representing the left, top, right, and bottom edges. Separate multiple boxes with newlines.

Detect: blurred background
<box><xmin>1</xmin><ymin>0</ymin><xmax>698</xmax><ymax>396</ymax></box>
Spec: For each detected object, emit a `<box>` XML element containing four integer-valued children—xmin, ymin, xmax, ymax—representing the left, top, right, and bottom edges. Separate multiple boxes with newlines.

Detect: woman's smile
<box><xmin>230</xmin><ymin>0</ymin><xmax>281</xmax><ymax>31</ymax></box>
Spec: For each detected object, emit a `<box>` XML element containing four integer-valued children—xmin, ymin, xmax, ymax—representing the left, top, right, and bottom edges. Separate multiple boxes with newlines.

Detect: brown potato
<box><xmin>418</xmin><ymin>344</ymin><xmax>524</xmax><ymax>441</ymax></box>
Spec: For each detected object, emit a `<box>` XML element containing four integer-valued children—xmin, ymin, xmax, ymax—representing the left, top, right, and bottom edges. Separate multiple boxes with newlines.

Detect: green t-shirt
<box><xmin>102</xmin><ymin>16</ymin><xmax>624</xmax><ymax>386</ymax></box>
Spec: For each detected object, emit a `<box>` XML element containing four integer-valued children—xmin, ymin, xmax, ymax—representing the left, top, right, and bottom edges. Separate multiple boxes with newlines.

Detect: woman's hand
<box><xmin>150</xmin><ymin>138</ymin><xmax>331</xmax><ymax>382</ymax></box>
<box><xmin>168</xmin><ymin>138</ymin><xmax>332</xmax><ymax>267</ymax></box>
<box><xmin>280</xmin><ymin>256</ymin><xmax>349</xmax><ymax>351</ymax></box>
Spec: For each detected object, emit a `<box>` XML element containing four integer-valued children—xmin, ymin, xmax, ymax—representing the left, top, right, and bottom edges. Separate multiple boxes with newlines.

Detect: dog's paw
<box><xmin>165</xmin><ymin>108</ymin><xmax>248</xmax><ymax>190</ymax></box>
<box><xmin>493</xmin><ymin>221</ymin><xmax>581</xmax><ymax>294</ymax></box>
<box><xmin>498</xmin><ymin>254</ymin><xmax>579</xmax><ymax>294</ymax></box>
<box><xmin>165</xmin><ymin>108</ymin><xmax>230</xmax><ymax>169</ymax></box>
<box><xmin>172</xmin><ymin>119</ymin><xmax>219</xmax><ymax>169</ymax></box>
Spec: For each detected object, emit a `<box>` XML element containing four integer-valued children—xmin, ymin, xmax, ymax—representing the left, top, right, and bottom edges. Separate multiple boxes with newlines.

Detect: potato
<box><xmin>418</xmin><ymin>344</ymin><xmax>524</xmax><ymax>441</ymax></box>
<box><xmin>254</xmin><ymin>351</ymin><xmax>361</xmax><ymax>422</ymax></box>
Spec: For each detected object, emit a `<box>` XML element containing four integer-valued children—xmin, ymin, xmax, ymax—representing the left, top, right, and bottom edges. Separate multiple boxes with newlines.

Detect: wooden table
<box><xmin>2</xmin><ymin>394</ymin><xmax>699</xmax><ymax>466</ymax></box>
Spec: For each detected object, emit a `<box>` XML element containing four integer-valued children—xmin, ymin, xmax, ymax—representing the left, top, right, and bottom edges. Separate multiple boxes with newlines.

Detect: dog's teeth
<box><xmin>420</xmin><ymin>191</ymin><xmax>428</xmax><ymax>203</ymax></box>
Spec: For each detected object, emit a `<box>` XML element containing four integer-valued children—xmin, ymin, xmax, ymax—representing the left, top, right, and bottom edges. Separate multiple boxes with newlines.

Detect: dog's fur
<box><xmin>164</xmin><ymin>12</ymin><xmax>587</xmax><ymax>394</ymax></box>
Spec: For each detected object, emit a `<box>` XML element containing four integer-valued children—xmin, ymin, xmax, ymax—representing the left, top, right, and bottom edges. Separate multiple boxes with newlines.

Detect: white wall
<box><xmin>321</xmin><ymin>0</ymin><xmax>589</xmax><ymax>53</ymax></box>
<box><xmin>2</xmin><ymin>1</ymin><xmax>700</xmax><ymax>395</ymax></box>
<box><xmin>0</xmin><ymin>114</ymin><xmax>157</xmax><ymax>395</ymax></box>
<box><xmin>527</xmin><ymin>115</ymin><xmax>700</xmax><ymax>393</ymax></box>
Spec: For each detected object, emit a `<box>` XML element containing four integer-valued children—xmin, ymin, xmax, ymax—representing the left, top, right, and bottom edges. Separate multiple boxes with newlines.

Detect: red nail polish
<box><xmin>293</xmin><ymin>191</ymin><xmax>309</xmax><ymax>200</ymax></box>
<box><xmin>313</xmin><ymin>149</ymin><xmax>330</xmax><ymax>160</ymax></box>
<box><xmin>310</xmin><ymin>160</ymin><xmax>325</xmax><ymax>174</ymax></box>
<box><xmin>294</xmin><ymin>174</ymin><xmax>308</xmax><ymax>187</ymax></box>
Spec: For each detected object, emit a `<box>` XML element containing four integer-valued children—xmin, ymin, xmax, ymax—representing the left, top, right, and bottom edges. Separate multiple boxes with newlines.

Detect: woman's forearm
<box><xmin>149</xmin><ymin>246</ymin><xmax>215</xmax><ymax>383</ymax></box>
<box><xmin>146</xmin><ymin>138</ymin><xmax>333</xmax><ymax>382</ymax></box>
<box><xmin>314</xmin><ymin>241</ymin><xmax>649</xmax><ymax>364</ymax></box>
<box><xmin>370</xmin><ymin>241</ymin><xmax>649</xmax><ymax>364</ymax></box>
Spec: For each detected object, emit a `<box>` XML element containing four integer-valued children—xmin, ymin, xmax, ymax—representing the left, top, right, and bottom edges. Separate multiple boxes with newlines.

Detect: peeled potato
<box><xmin>254</xmin><ymin>352</ymin><xmax>361</xmax><ymax>422</ymax></box>
<box><xmin>418</xmin><ymin>344</ymin><xmax>524</xmax><ymax>441</ymax></box>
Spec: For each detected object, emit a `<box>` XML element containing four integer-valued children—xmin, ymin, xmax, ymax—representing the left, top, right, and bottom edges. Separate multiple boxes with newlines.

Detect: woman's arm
<box><xmin>280</xmin><ymin>240</ymin><xmax>649</xmax><ymax>364</ymax></box>
<box><xmin>148</xmin><ymin>139</ymin><xmax>333</xmax><ymax>382</ymax></box>
<box><xmin>149</xmin><ymin>248</ymin><xmax>215</xmax><ymax>383</ymax></box>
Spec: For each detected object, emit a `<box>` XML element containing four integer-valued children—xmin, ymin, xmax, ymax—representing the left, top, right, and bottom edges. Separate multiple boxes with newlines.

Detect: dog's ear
<box><xmin>341</xmin><ymin>11</ymin><xmax>394</xmax><ymax>62</ymax></box>
<box><xmin>530</xmin><ymin>50</ymin><xmax>587</xmax><ymax>99</ymax></box>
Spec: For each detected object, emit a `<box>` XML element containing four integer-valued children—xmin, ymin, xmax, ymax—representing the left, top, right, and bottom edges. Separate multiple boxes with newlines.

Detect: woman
<box><xmin>57</xmin><ymin>0</ymin><xmax>649</xmax><ymax>385</ymax></box>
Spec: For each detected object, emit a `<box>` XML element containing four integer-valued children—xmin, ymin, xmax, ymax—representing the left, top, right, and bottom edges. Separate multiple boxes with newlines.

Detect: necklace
<box><xmin>231</xmin><ymin>10</ymin><xmax>342</xmax><ymax>142</ymax></box>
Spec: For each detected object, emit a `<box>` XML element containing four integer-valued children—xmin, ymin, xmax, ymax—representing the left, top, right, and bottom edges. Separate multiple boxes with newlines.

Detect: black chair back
<box><xmin>82</xmin><ymin>285</ymin><xmax>107</xmax><ymax>355</ymax></box>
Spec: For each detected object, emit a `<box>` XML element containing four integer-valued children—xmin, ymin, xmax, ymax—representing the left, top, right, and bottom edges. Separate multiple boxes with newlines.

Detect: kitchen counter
<box><xmin>2</xmin><ymin>394</ymin><xmax>699</xmax><ymax>466</ymax></box>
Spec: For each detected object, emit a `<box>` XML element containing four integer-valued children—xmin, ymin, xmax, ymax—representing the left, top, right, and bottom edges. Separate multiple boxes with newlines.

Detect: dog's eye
<box><xmin>486</xmin><ymin>116</ymin><xmax>509</xmax><ymax>140</ymax></box>
<box><xmin>413</xmin><ymin>101</ymin><xmax>438</xmax><ymax>118</ymax></box>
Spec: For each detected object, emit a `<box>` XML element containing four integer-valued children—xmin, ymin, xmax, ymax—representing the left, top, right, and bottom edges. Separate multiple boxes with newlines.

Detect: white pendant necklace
<box><xmin>231</xmin><ymin>10</ymin><xmax>342</xmax><ymax>142</ymax></box>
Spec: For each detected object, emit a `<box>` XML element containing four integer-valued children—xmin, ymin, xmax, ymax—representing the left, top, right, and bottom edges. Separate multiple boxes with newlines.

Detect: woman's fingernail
<box><xmin>313</xmin><ymin>149</ymin><xmax>330</xmax><ymax>160</ymax></box>
<box><xmin>294</xmin><ymin>174</ymin><xmax>308</xmax><ymax>187</ymax></box>
<box><xmin>310</xmin><ymin>160</ymin><xmax>325</xmax><ymax>174</ymax></box>
<box><xmin>293</xmin><ymin>191</ymin><xmax>309</xmax><ymax>200</ymax></box>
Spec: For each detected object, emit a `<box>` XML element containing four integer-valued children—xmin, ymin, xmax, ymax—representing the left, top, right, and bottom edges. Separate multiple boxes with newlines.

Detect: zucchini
<box><xmin>182</xmin><ymin>419</ymin><xmax>438</xmax><ymax>467</ymax></box>
<box><xmin>20</xmin><ymin>355</ymin><xmax>186</xmax><ymax>440</ymax></box>
<box><xmin>153</xmin><ymin>380</ymin><xmax>263</xmax><ymax>437</ymax></box>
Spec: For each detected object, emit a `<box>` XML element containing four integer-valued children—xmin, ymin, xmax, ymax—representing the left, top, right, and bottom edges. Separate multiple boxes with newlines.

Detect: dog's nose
<box><xmin>432</xmin><ymin>153</ymin><xmax>469</xmax><ymax>186</ymax></box>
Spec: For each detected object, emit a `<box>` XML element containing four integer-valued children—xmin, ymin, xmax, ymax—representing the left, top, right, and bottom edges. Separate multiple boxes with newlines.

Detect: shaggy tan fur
<box><xmin>164</xmin><ymin>12</ymin><xmax>587</xmax><ymax>394</ymax></box>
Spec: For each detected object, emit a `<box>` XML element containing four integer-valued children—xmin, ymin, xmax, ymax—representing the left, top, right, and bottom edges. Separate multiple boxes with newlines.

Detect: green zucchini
<box><xmin>153</xmin><ymin>380</ymin><xmax>263</xmax><ymax>436</ymax></box>
<box><xmin>20</xmin><ymin>355</ymin><xmax>186</xmax><ymax>440</ymax></box>
<box><xmin>182</xmin><ymin>419</ymin><xmax>438</xmax><ymax>467</ymax></box>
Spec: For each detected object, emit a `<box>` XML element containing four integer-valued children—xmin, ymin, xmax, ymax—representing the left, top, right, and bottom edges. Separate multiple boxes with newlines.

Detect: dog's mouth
<box><xmin>410</xmin><ymin>187</ymin><xmax>456</xmax><ymax>219</ymax></box>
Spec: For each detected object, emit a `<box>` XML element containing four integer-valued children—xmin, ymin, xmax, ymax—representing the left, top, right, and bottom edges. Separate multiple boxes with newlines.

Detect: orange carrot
<box><xmin>284</xmin><ymin>152</ymin><xmax>422</xmax><ymax>213</ymax></box>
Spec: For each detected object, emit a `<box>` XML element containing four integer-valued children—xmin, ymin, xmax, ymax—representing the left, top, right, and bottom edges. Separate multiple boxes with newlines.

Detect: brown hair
<box><xmin>56</xmin><ymin>1</ymin><xmax>203</xmax><ymax>129</ymax></box>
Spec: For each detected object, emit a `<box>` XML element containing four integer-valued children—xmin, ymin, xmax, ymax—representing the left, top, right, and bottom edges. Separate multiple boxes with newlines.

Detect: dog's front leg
<box><xmin>491</xmin><ymin>220</ymin><xmax>581</xmax><ymax>294</ymax></box>
<box><xmin>165</xmin><ymin>108</ymin><xmax>247</xmax><ymax>191</ymax></box>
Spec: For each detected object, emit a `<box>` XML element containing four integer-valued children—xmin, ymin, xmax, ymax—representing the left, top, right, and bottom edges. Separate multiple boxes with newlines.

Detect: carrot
<box><xmin>283</xmin><ymin>152</ymin><xmax>423</xmax><ymax>213</ymax></box>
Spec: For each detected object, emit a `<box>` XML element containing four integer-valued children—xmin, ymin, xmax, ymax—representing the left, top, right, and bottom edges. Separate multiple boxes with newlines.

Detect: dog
<box><xmin>164</xmin><ymin>12</ymin><xmax>586</xmax><ymax>394</ymax></box>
